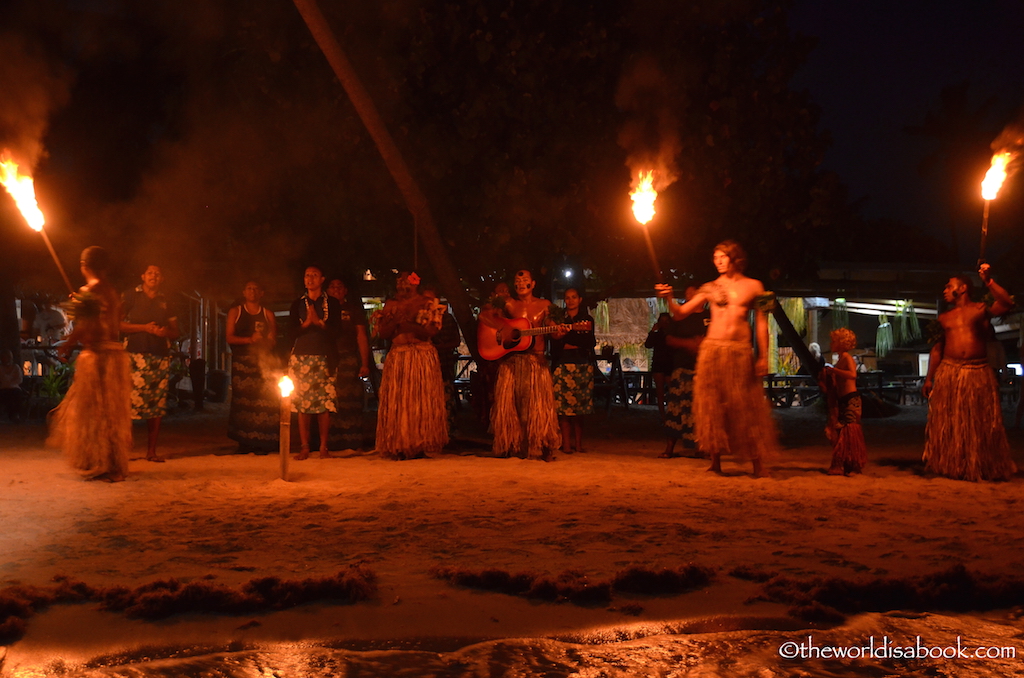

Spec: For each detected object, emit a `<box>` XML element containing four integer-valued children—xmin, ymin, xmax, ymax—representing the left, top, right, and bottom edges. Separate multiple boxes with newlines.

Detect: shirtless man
<box><xmin>656</xmin><ymin>240</ymin><xmax>778</xmax><ymax>477</ymax></box>
<box><xmin>375</xmin><ymin>272</ymin><xmax>448</xmax><ymax>460</ymax></box>
<box><xmin>488</xmin><ymin>270</ymin><xmax>560</xmax><ymax>460</ymax></box>
<box><xmin>921</xmin><ymin>264</ymin><xmax>1016</xmax><ymax>481</ymax></box>
<box><xmin>50</xmin><ymin>246</ymin><xmax>133</xmax><ymax>481</ymax></box>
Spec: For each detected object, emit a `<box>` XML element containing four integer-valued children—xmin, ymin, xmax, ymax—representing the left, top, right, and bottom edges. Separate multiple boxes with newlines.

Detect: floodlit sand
<box><xmin>3</xmin><ymin>397</ymin><xmax>1024</xmax><ymax>671</ymax></box>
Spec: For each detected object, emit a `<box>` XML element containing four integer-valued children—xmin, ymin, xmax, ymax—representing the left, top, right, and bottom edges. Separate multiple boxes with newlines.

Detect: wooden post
<box><xmin>292</xmin><ymin>0</ymin><xmax>480</xmax><ymax>359</ymax></box>
<box><xmin>279</xmin><ymin>385</ymin><xmax>291</xmax><ymax>481</ymax></box>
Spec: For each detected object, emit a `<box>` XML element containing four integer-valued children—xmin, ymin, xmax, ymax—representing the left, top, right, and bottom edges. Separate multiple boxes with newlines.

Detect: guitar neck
<box><xmin>518</xmin><ymin>323</ymin><xmax>581</xmax><ymax>337</ymax></box>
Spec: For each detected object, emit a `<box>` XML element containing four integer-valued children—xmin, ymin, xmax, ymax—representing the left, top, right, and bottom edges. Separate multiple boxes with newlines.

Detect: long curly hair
<box><xmin>830</xmin><ymin>327</ymin><xmax>857</xmax><ymax>354</ymax></box>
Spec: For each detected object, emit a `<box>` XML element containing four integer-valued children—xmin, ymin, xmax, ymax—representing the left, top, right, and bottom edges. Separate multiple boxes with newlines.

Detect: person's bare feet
<box><xmin>296</xmin><ymin>444</ymin><xmax>310</xmax><ymax>461</ymax></box>
<box><xmin>93</xmin><ymin>472</ymin><xmax>125</xmax><ymax>482</ymax></box>
<box><xmin>827</xmin><ymin>465</ymin><xmax>845</xmax><ymax>476</ymax></box>
<box><xmin>319</xmin><ymin>449</ymin><xmax>331</xmax><ymax>459</ymax></box>
<box><xmin>146</xmin><ymin>455</ymin><xmax>165</xmax><ymax>463</ymax></box>
<box><xmin>752</xmin><ymin>459</ymin><xmax>771</xmax><ymax>478</ymax></box>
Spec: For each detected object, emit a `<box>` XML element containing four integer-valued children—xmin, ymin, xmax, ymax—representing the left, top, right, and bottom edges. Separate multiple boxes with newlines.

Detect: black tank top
<box><xmin>233</xmin><ymin>306</ymin><xmax>268</xmax><ymax>355</ymax></box>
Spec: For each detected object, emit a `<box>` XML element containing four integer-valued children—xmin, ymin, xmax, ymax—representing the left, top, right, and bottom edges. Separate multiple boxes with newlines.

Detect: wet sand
<box><xmin>3</xmin><ymin>398</ymin><xmax>1024</xmax><ymax>675</ymax></box>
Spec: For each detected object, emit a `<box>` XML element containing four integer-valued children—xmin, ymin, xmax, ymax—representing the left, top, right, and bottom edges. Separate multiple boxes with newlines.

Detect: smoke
<box><xmin>991</xmin><ymin>106</ymin><xmax>1024</xmax><ymax>180</ymax></box>
<box><xmin>0</xmin><ymin>33</ymin><xmax>72</xmax><ymax>168</ymax></box>
<box><xmin>615</xmin><ymin>54</ymin><xmax>682</xmax><ymax>192</ymax></box>
<box><xmin>991</xmin><ymin>107</ymin><xmax>1024</xmax><ymax>155</ymax></box>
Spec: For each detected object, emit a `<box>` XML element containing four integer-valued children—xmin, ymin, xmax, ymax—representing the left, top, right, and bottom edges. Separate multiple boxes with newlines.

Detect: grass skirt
<box><xmin>491</xmin><ymin>353</ymin><xmax>560</xmax><ymax>457</ymax></box>
<box><xmin>923</xmin><ymin>359</ymin><xmax>1016</xmax><ymax>481</ymax></box>
<box><xmin>375</xmin><ymin>342</ymin><xmax>448</xmax><ymax>459</ymax></box>
<box><xmin>49</xmin><ymin>345</ymin><xmax>132</xmax><ymax>480</ymax></box>
<box><xmin>664</xmin><ymin>367</ymin><xmax>697</xmax><ymax>449</ymax></box>
<box><xmin>552</xmin><ymin>363</ymin><xmax>594</xmax><ymax>416</ymax></box>
<box><xmin>227</xmin><ymin>351</ymin><xmax>280</xmax><ymax>451</ymax></box>
<box><xmin>693</xmin><ymin>339</ymin><xmax>778</xmax><ymax>461</ymax></box>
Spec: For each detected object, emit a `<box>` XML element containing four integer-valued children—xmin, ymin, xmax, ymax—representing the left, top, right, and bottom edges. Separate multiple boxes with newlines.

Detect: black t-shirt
<box><xmin>668</xmin><ymin>312</ymin><xmax>708</xmax><ymax>371</ymax></box>
<box><xmin>336</xmin><ymin>298</ymin><xmax>368</xmax><ymax>354</ymax></box>
<box><xmin>550</xmin><ymin>310</ymin><xmax>596</xmax><ymax>366</ymax></box>
<box><xmin>289</xmin><ymin>294</ymin><xmax>342</xmax><ymax>357</ymax></box>
<box><xmin>122</xmin><ymin>288</ymin><xmax>175</xmax><ymax>355</ymax></box>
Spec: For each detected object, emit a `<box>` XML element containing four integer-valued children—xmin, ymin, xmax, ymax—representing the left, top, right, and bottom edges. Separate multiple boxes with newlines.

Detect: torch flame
<box><xmin>278</xmin><ymin>375</ymin><xmax>294</xmax><ymax>398</ymax></box>
<box><xmin>981</xmin><ymin>151</ymin><xmax>1013</xmax><ymax>201</ymax></box>
<box><xmin>630</xmin><ymin>170</ymin><xmax>657</xmax><ymax>225</ymax></box>
<box><xmin>0</xmin><ymin>152</ymin><xmax>45</xmax><ymax>231</ymax></box>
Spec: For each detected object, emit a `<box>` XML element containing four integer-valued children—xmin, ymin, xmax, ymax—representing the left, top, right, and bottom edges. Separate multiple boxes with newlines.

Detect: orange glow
<box><xmin>278</xmin><ymin>375</ymin><xmax>294</xmax><ymax>398</ymax></box>
<box><xmin>981</xmin><ymin>151</ymin><xmax>1013</xmax><ymax>201</ymax></box>
<box><xmin>630</xmin><ymin>170</ymin><xmax>657</xmax><ymax>225</ymax></box>
<box><xmin>0</xmin><ymin>152</ymin><xmax>45</xmax><ymax>231</ymax></box>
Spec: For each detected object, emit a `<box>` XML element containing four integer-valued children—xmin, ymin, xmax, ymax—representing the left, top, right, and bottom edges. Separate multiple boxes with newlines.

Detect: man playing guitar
<box><xmin>486</xmin><ymin>270</ymin><xmax>562</xmax><ymax>461</ymax></box>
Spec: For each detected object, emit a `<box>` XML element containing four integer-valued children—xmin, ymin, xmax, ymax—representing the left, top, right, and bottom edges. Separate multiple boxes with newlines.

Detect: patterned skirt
<box><xmin>664</xmin><ymin>367</ymin><xmax>697</xmax><ymax>449</ymax></box>
<box><xmin>49</xmin><ymin>345</ymin><xmax>133</xmax><ymax>480</ymax></box>
<box><xmin>327</xmin><ymin>350</ymin><xmax>365</xmax><ymax>451</ymax></box>
<box><xmin>553</xmin><ymin>363</ymin><xmax>594</xmax><ymax>416</ymax></box>
<box><xmin>375</xmin><ymin>342</ymin><xmax>448</xmax><ymax>459</ymax></box>
<box><xmin>825</xmin><ymin>392</ymin><xmax>867</xmax><ymax>473</ymax></box>
<box><xmin>129</xmin><ymin>352</ymin><xmax>170</xmax><ymax>420</ymax></box>
<box><xmin>228</xmin><ymin>351</ymin><xmax>280</xmax><ymax>451</ymax></box>
<box><xmin>289</xmin><ymin>354</ymin><xmax>337</xmax><ymax>415</ymax></box>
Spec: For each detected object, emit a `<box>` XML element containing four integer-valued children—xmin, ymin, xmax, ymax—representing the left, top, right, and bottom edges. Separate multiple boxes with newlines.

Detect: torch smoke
<box><xmin>616</xmin><ymin>55</ymin><xmax>681</xmax><ymax>194</ymax></box>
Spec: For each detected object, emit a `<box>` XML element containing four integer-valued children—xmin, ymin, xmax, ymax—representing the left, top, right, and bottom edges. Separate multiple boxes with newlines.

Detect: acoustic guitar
<box><xmin>477</xmin><ymin>317</ymin><xmax>593</xmax><ymax>361</ymax></box>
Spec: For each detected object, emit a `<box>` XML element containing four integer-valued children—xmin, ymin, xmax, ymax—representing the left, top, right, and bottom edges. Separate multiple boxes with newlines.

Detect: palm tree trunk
<box><xmin>292</xmin><ymin>0</ymin><xmax>478</xmax><ymax>357</ymax></box>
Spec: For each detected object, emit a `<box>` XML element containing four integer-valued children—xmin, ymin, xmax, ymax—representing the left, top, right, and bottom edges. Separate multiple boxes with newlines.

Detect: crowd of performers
<box><xmin>44</xmin><ymin>241</ymin><xmax>1019</xmax><ymax>484</ymax></box>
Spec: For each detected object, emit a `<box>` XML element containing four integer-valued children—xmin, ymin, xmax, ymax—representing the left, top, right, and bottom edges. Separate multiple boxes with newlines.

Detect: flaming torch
<box><xmin>978</xmin><ymin>151</ymin><xmax>1014</xmax><ymax>265</ymax></box>
<box><xmin>0</xmin><ymin>152</ymin><xmax>73</xmax><ymax>293</ymax></box>
<box><xmin>630</xmin><ymin>170</ymin><xmax>663</xmax><ymax>283</ymax></box>
<box><xmin>278</xmin><ymin>375</ymin><xmax>294</xmax><ymax>481</ymax></box>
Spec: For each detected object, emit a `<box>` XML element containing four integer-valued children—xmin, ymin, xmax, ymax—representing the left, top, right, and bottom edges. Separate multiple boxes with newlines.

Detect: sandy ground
<box><xmin>3</xmin><ymin>396</ymin><xmax>1024</xmax><ymax>673</ymax></box>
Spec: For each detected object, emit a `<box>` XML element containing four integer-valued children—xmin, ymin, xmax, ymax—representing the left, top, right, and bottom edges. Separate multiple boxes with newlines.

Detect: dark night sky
<box><xmin>789</xmin><ymin>0</ymin><xmax>1024</xmax><ymax>243</ymax></box>
<box><xmin>3</xmin><ymin>0</ymin><xmax>1024</xmax><ymax>297</ymax></box>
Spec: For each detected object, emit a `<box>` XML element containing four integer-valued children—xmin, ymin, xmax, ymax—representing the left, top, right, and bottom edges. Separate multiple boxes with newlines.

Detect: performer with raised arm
<box><xmin>922</xmin><ymin>264</ymin><xmax>1016</xmax><ymax>481</ymax></box>
<box><xmin>656</xmin><ymin>240</ymin><xmax>778</xmax><ymax>477</ymax></box>
<box><xmin>487</xmin><ymin>269</ymin><xmax>561</xmax><ymax>461</ymax></box>
<box><xmin>49</xmin><ymin>246</ymin><xmax>132</xmax><ymax>482</ymax></box>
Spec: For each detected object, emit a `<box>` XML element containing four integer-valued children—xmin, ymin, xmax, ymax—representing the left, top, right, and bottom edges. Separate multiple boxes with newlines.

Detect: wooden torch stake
<box><xmin>279</xmin><ymin>392</ymin><xmax>291</xmax><ymax>481</ymax></box>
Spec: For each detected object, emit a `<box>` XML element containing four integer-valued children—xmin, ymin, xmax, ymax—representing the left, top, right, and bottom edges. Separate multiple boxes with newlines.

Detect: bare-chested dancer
<box><xmin>49</xmin><ymin>246</ymin><xmax>133</xmax><ymax>482</ymax></box>
<box><xmin>486</xmin><ymin>270</ymin><xmax>561</xmax><ymax>460</ymax></box>
<box><xmin>375</xmin><ymin>272</ymin><xmax>448</xmax><ymax>460</ymax></box>
<box><xmin>656</xmin><ymin>240</ymin><xmax>778</xmax><ymax>477</ymax></box>
<box><xmin>922</xmin><ymin>264</ymin><xmax>1016</xmax><ymax>481</ymax></box>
